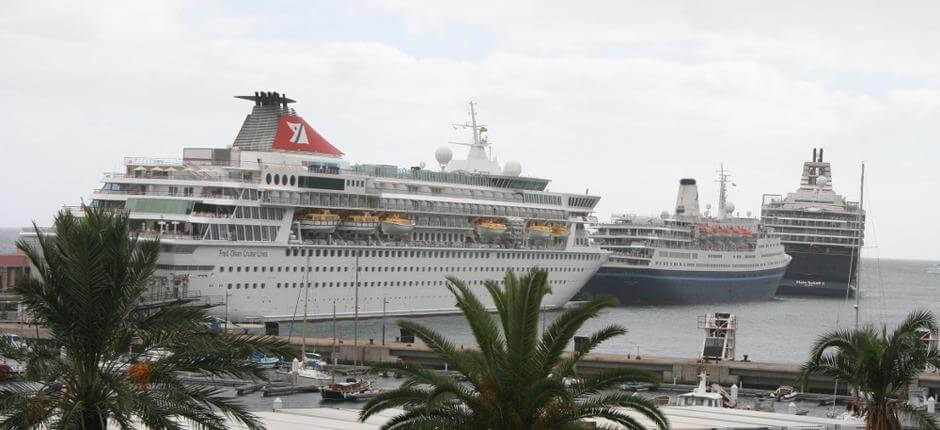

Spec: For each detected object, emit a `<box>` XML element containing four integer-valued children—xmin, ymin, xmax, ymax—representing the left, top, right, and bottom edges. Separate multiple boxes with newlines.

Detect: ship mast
<box><xmin>716</xmin><ymin>164</ymin><xmax>732</xmax><ymax>219</ymax></box>
<box><xmin>450</xmin><ymin>101</ymin><xmax>491</xmax><ymax>161</ymax></box>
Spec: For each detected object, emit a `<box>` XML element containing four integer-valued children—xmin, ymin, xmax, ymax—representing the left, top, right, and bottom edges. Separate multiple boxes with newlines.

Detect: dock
<box><xmin>281</xmin><ymin>335</ymin><xmax>940</xmax><ymax>395</ymax></box>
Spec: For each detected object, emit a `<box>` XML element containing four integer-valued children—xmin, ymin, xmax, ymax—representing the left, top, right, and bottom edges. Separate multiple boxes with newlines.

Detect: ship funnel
<box><xmin>675</xmin><ymin>178</ymin><xmax>700</xmax><ymax>217</ymax></box>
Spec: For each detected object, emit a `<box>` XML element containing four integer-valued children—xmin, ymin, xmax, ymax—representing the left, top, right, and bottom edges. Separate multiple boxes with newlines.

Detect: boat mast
<box><xmin>353</xmin><ymin>250</ymin><xmax>360</xmax><ymax>363</ymax></box>
<box><xmin>332</xmin><ymin>299</ymin><xmax>337</xmax><ymax>384</ymax></box>
<box><xmin>301</xmin><ymin>253</ymin><xmax>310</xmax><ymax>359</ymax></box>
<box><xmin>855</xmin><ymin>162</ymin><xmax>865</xmax><ymax>329</ymax></box>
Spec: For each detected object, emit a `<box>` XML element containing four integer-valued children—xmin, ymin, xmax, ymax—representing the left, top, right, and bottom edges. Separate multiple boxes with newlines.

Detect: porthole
<box><xmin>290</xmin><ymin>175</ymin><xmax>296</xmax><ymax>186</ymax></box>
<box><xmin>274</xmin><ymin>175</ymin><xmax>280</xmax><ymax>185</ymax></box>
<box><xmin>281</xmin><ymin>174</ymin><xmax>287</xmax><ymax>185</ymax></box>
<box><xmin>266</xmin><ymin>173</ymin><xmax>272</xmax><ymax>184</ymax></box>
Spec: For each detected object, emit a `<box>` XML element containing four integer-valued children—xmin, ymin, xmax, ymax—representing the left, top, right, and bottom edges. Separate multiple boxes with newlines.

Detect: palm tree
<box><xmin>801</xmin><ymin>310</ymin><xmax>940</xmax><ymax>430</ymax></box>
<box><xmin>360</xmin><ymin>270</ymin><xmax>668</xmax><ymax>430</ymax></box>
<box><xmin>0</xmin><ymin>209</ymin><xmax>292</xmax><ymax>429</ymax></box>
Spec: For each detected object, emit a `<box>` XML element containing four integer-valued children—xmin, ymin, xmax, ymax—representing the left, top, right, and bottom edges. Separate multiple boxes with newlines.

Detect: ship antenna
<box><xmin>715</xmin><ymin>163</ymin><xmax>732</xmax><ymax>219</ymax></box>
<box><xmin>447</xmin><ymin>100</ymin><xmax>492</xmax><ymax>161</ymax></box>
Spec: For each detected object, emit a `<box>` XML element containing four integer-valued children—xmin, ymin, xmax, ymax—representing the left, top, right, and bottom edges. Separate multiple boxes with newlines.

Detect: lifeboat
<box><xmin>527</xmin><ymin>224</ymin><xmax>553</xmax><ymax>240</ymax></box>
<box><xmin>380</xmin><ymin>214</ymin><xmax>416</xmax><ymax>235</ymax></box>
<box><xmin>298</xmin><ymin>210</ymin><xmax>340</xmax><ymax>233</ymax></box>
<box><xmin>475</xmin><ymin>219</ymin><xmax>507</xmax><ymax>241</ymax></box>
<box><xmin>338</xmin><ymin>212</ymin><xmax>380</xmax><ymax>232</ymax></box>
<box><xmin>551</xmin><ymin>224</ymin><xmax>570</xmax><ymax>238</ymax></box>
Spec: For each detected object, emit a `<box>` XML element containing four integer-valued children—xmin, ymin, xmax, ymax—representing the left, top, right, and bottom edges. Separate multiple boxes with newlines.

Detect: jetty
<box><xmin>279</xmin><ymin>335</ymin><xmax>940</xmax><ymax>396</ymax></box>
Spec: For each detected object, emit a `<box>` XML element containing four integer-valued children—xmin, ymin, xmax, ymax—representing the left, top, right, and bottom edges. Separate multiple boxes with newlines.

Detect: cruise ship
<box><xmin>761</xmin><ymin>149</ymin><xmax>864</xmax><ymax>297</ymax></box>
<box><xmin>73</xmin><ymin>91</ymin><xmax>606</xmax><ymax>321</ymax></box>
<box><xmin>581</xmin><ymin>172</ymin><xmax>791</xmax><ymax>305</ymax></box>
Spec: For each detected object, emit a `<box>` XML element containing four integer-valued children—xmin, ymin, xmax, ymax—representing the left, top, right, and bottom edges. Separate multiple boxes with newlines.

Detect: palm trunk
<box><xmin>83</xmin><ymin>411</ymin><xmax>107</xmax><ymax>430</ymax></box>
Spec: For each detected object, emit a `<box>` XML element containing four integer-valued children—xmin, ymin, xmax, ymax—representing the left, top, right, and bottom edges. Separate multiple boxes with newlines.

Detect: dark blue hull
<box><xmin>776</xmin><ymin>247</ymin><xmax>857</xmax><ymax>297</ymax></box>
<box><xmin>582</xmin><ymin>266</ymin><xmax>787</xmax><ymax>305</ymax></box>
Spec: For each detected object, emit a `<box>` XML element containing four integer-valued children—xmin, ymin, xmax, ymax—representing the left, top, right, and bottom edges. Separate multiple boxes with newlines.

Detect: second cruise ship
<box><xmin>73</xmin><ymin>91</ymin><xmax>606</xmax><ymax>321</ymax></box>
<box><xmin>581</xmin><ymin>170</ymin><xmax>791</xmax><ymax>305</ymax></box>
<box><xmin>761</xmin><ymin>149</ymin><xmax>865</xmax><ymax>297</ymax></box>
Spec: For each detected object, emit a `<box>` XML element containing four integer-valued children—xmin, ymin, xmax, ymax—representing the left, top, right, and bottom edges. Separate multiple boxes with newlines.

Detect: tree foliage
<box><xmin>0</xmin><ymin>209</ymin><xmax>292</xmax><ymax>429</ymax></box>
<box><xmin>360</xmin><ymin>270</ymin><xmax>668</xmax><ymax>430</ymax></box>
<box><xmin>801</xmin><ymin>310</ymin><xmax>940</xmax><ymax>430</ymax></box>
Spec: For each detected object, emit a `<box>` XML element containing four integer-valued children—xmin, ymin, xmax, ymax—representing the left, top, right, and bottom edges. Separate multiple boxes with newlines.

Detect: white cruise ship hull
<box><xmin>160</xmin><ymin>242</ymin><xmax>605</xmax><ymax>322</ymax></box>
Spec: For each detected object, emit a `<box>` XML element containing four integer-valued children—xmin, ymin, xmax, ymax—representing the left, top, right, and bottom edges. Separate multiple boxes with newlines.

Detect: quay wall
<box><xmin>283</xmin><ymin>335</ymin><xmax>940</xmax><ymax>395</ymax></box>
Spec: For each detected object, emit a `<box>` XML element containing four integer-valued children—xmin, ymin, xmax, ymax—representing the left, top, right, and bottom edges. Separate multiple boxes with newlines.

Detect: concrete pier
<box><xmin>282</xmin><ymin>335</ymin><xmax>940</xmax><ymax>395</ymax></box>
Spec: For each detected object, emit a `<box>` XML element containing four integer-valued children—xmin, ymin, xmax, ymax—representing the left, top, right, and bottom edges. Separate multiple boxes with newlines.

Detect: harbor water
<box><xmin>279</xmin><ymin>257</ymin><xmax>938</xmax><ymax>364</ymax></box>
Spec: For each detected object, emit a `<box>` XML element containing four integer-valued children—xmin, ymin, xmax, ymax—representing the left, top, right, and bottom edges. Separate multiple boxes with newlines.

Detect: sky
<box><xmin>1</xmin><ymin>1</ymin><xmax>939</xmax><ymax>260</ymax></box>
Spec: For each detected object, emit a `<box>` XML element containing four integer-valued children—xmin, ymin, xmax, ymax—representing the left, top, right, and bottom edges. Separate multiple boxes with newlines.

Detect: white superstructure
<box><xmin>84</xmin><ymin>92</ymin><xmax>606</xmax><ymax>321</ymax></box>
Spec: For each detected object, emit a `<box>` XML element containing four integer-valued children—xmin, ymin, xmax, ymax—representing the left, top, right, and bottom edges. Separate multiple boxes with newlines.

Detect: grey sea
<box><xmin>3</xmin><ymin>227</ymin><xmax>938</xmax><ymax>364</ymax></box>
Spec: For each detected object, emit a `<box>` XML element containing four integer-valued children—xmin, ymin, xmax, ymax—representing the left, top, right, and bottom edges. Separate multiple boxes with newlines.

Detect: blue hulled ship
<box><xmin>582</xmin><ymin>172</ymin><xmax>791</xmax><ymax>305</ymax></box>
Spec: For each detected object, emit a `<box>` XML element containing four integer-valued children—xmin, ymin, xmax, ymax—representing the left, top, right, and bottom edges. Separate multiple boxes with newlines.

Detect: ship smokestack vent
<box><xmin>675</xmin><ymin>178</ymin><xmax>700</xmax><ymax>217</ymax></box>
<box><xmin>819</xmin><ymin>148</ymin><xmax>823</xmax><ymax>162</ymax></box>
<box><xmin>813</xmin><ymin>148</ymin><xmax>817</xmax><ymax>162</ymax></box>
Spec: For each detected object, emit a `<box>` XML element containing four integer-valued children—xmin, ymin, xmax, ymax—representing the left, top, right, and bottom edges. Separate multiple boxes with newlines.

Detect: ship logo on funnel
<box><xmin>286</xmin><ymin>122</ymin><xmax>309</xmax><ymax>144</ymax></box>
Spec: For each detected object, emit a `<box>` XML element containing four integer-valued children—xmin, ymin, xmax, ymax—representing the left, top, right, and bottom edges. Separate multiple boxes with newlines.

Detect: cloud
<box><xmin>0</xmin><ymin>1</ymin><xmax>938</xmax><ymax>259</ymax></box>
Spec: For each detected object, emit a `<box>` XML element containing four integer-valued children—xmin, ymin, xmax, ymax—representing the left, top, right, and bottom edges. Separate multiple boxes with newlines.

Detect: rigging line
<box><xmin>285</xmin><ymin>262</ymin><xmax>308</xmax><ymax>345</ymax></box>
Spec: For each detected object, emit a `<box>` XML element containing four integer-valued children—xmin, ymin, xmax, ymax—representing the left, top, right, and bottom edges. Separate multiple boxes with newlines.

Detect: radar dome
<box><xmin>724</xmin><ymin>201</ymin><xmax>736</xmax><ymax>214</ymax></box>
<box><xmin>817</xmin><ymin>176</ymin><xmax>829</xmax><ymax>186</ymax></box>
<box><xmin>660</xmin><ymin>211</ymin><xmax>670</xmax><ymax>219</ymax></box>
<box><xmin>419</xmin><ymin>161</ymin><xmax>426</xmax><ymax>169</ymax></box>
<box><xmin>435</xmin><ymin>146</ymin><xmax>453</xmax><ymax>166</ymax></box>
<box><xmin>503</xmin><ymin>160</ymin><xmax>522</xmax><ymax>176</ymax></box>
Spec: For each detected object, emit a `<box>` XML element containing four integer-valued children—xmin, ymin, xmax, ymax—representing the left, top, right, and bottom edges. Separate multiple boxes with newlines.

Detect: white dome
<box><xmin>817</xmin><ymin>176</ymin><xmax>829</xmax><ymax>186</ymax></box>
<box><xmin>503</xmin><ymin>160</ymin><xmax>522</xmax><ymax>176</ymax></box>
<box><xmin>724</xmin><ymin>201</ymin><xmax>736</xmax><ymax>214</ymax></box>
<box><xmin>435</xmin><ymin>146</ymin><xmax>453</xmax><ymax>165</ymax></box>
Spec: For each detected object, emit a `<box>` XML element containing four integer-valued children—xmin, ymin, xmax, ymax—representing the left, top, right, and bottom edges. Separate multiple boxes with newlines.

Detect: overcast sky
<box><xmin>2</xmin><ymin>1</ymin><xmax>938</xmax><ymax>260</ymax></box>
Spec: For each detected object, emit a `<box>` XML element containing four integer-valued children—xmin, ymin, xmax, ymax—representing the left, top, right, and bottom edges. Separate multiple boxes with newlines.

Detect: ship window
<box><xmin>293</xmin><ymin>248</ymin><xmax>299</xmax><ymax>256</ymax></box>
<box><xmin>281</xmin><ymin>174</ymin><xmax>287</xmax><ymax>185</ymax></box>
<box><xmin>227</xmin><ymin>284</ymin><xmax>232</xmax><ymax>289</ymax></box>
<box><xmin>285</xmin><ymin>249</ymin><xmax>290</xmax><ymax>257</ymax></box>
<box><xmin>236</xmin><ymin>267</ymin><xmax>241</xmax><ymax>272</ymax></box>
<box><xmin>236</xmin><ymin>283</ymin><xmax>241</xmax><ymax>289</ymax></box>
<box><xmin>266</xmin><ymin>173</ymin><xmax>272</xmax><ymax>184</ymax></box>
<box><xmin>274</xmin><ymin>175</ymin><xmax>280</xmax><ymax>185</ymax></box>
<box><xmin>290</xmin><ymin>175</ymin><xmax>296</xmax><ymax>186</ymax></box>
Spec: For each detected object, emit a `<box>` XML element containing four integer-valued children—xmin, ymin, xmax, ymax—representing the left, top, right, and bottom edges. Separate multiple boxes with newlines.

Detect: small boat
<box><xmin>527</xmin><ymin>224</ymin><xmax>553</xmax><ymax>240</ymax></box>
<box><xmin>338</xmin><ymin>213</ymin><xmax>380</xmax><ymax>232</ymax></box>
<box><xmin>320</xmin><ymin>378</ymin><xmax>375</xmax><ymax>401</ymax></box>
<box><xmin>770</xmin><ymin>385</ymin><xmax>799</xmax><ymax>401</ymax></box>
<box><xmin>298</xmin><ymin>210</ymin><xmax>340</xmax><ymax>233</ymax></box>
<box><xmin>380</xmin><ymin>214</ymin><xmax>415</xmax><ymax>235</ymax></box>
<box><xmin>675</xmin><ymin>372</ymin><xmax>726</xmax><ymax>408</ymax></box>
<box><xmin>651</xmin><ymin>395</ymin><xmax>670</xmax><ymax>406</ymax></box>
<box><xmin>475</xmin><ymin>219</ymin><xmax>507</xmax><ymax>241</ymax></box>
<box><xmin>296</xmin><ymin>352</ymin><xmax>331</xmax><ymax>381</ymax></box>
<box><xmin>619</xmin><ymin>381</ymin><xmax>654</xmax><ymax>392</ymax></box>
<box><xmin>248</xmin><ymin>352</ymin><xmax>280</xmax><ymax>369</ymax></box>
<box><xmin>551</xmin><ymin>224</ymin><xmax>570</xmax><ymax>238</ymax></box>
